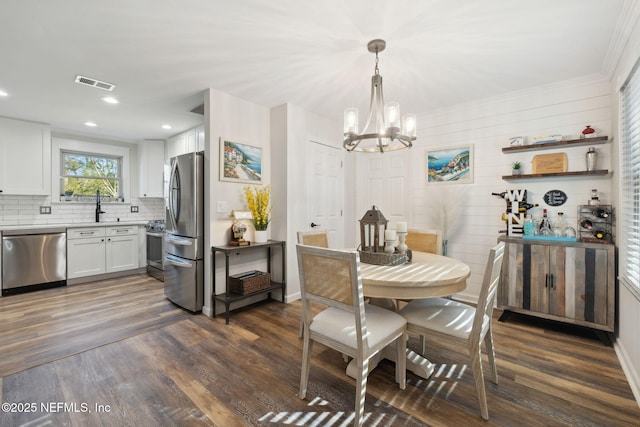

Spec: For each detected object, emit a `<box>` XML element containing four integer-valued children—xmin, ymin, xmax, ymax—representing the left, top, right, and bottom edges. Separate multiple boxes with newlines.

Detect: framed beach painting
<box><xmin>426</xmin><ymin>144</ymin><xmax>474</xmax><ymax>184</ymax></box>
<box><xmin>220</xmin><ymin>138</ymin><xmax>263</xmax><ymax>183</ymax></box>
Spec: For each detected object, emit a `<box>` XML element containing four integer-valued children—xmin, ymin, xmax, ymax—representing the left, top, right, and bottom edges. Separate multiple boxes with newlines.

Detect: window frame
<box><xmin>619</xmin><ymin>61</ymin><xmax>640</xmax><ymax>301</ymax></box>
<box><xmin>60</xmin><ymin>150</ymin><xmax>123</xmax><ymax>200</ymax></box>
<box><xmin>51</xmin><ymin>138</ymin><xmax>131</xmax><ymax>204</ymax></box>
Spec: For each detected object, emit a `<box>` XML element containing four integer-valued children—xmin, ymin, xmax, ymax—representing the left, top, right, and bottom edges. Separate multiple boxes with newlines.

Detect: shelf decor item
<box><xmin>512</xmin><ymin>161</ymin><xmax>522</xmax><ymax>175</ymax></box>
<box><xmin>581</xmin><ymin>125</ymin><xmax>597</xmax><ymax>139</ymax></box>
<box><xmin>586</xmin><ymin>147</ymin><xmax>598</xmax><ymax>171</ymax></box>
<box><xmin>229</xmin><ymin>270</ymin><xmax>271</xmax><ymax>295</ymax></box>
<box><xmin>244</xmin><ymin>185</ymin><xmax>271</xmax><ymax>243</ymax></box>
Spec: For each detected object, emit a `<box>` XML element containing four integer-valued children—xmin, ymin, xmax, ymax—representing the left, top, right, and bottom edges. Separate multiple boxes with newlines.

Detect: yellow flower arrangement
<box><xmin>244</xmin><ymin>185</ymin><xmax>271</xmax><ymax>231</ymax></box>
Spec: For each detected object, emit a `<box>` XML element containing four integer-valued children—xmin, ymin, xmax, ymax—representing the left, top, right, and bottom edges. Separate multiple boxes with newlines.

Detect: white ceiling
<box><xmin>0</xmin><ymin>0</ymin><xmax>626</xmax><ymax>142</ymax></box>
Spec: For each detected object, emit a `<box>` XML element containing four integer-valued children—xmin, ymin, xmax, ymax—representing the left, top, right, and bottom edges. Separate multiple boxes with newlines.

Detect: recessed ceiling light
<box><xmin>0</xmin><ymin>90</ymin><xmax>8</xmax><ymax>97</ymax></box>
<box><xmin>102</xmin><ymin>96</ymin><xmax>119</xmax><ymax>104</ymax></box>
<box><xmin>84</xmin><ymin>122</ymin><xmax>97</xmax><ymax>127</ymax></box>
<box><xmin>162</xmin><ymin>124</ymin><xmax>172</xmax><ymax>130</ymax></box>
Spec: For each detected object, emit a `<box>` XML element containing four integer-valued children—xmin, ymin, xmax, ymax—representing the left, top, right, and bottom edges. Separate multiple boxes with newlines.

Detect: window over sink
<box><xmin>61</xmin><ymin>151</ymin><xmax>122</xmax><ymax>201</ymax></box>
<box><xmin>51</xmin><ymin>137</ymin><xmax>131</xmax><ymax>203</ymax></box>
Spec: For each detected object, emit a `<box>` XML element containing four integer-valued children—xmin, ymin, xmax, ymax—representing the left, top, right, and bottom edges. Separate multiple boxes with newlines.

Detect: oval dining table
<box><xmin>345</xmin><ymin>250</ymin><xmax>471</xmax><ymax>380</ymax></box>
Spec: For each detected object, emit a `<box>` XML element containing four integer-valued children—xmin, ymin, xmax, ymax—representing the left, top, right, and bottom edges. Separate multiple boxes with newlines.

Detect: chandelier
<box><xmin>343</xmin><ymin>39</ymin><xmax>416</xmax><ymax>153</ymax></box>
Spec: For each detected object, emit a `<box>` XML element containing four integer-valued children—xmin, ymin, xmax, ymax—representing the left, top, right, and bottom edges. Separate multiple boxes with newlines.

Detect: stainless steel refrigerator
<box><xmin>164</xmin><ymin>151</ymin><xmax>204</xmax><ymax>312</ymax></box>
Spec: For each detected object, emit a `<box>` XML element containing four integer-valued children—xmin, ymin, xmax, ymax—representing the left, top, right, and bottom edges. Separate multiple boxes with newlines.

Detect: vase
<box><xmin>254</xmin><ymin>230</ymin><xmax>268</xmax><ymax>243</ymax></box>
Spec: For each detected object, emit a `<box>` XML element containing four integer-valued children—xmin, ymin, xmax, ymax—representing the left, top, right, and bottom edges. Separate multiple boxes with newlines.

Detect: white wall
<box><xmin>203</xmin><ymin>88</ymin><xmax>272</xmax><ymax>316</ymax></box>
<box><xmin>270</xmin><ymin>103</ymin><xmax>345</xmax><ymax>302</ymax></box>
<box><xmin>357</xmin><ymin>75</ymin><xmax>612</xmax><ymax>302</ymax></box>
<box><xmin>608</xmin><ymin>1</ymin><xmax>640</xmax><ymax>405</ymax></box>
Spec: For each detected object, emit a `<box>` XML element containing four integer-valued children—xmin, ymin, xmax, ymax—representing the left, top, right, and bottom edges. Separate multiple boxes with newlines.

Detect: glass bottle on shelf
<box><xmin>524</xmin><ymin>214</ymin><xmax>535</xmax><ymax>236</ymax></box>
<box><xmin>553</xmin><ymin>212</ymin><xmax>568</xmax><ymax>237</ymax></box>
<box><xmin>539</xmin><ymin>209</ymin><xmax>552</xmax><ymax>236</ymax></box>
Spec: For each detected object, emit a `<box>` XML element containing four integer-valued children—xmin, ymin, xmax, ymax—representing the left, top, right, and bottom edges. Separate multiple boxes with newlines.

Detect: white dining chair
<box><xmin>399</xmin><ymin>242</ymin><xmax>505</xmax><ymax>420</ymax></box>
<box><xmin>296</xmin><ymin>230</ymin><xmax>329</xmax><ymax>338</ymax></box>
<box><xmin>296</xmin><ymin>244</ymin><xmax>407</xmax><ymax>427</ymax></box>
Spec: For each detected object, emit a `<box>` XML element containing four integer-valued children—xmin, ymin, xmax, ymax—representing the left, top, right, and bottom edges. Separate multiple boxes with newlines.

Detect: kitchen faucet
<box><xmin>95</xmin><ymin>190</ymin><xmax>105</xmax><ymax>222</ymax></box>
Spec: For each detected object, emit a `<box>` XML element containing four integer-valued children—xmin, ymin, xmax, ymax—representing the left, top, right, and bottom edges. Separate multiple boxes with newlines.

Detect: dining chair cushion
<box><xmin>400</xmin><ymin>298</ymin><xmax>490</xmax><ymax>341</ymax></box>
<box><xmin>311</xmin><ymin>305</ymin><xmax>407</xmax><ymax>349</ymax></box>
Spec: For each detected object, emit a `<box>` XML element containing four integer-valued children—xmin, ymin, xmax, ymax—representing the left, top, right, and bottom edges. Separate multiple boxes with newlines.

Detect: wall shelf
<box><xmin>502</xmin><ymin>136</ymin><xmax>608</xmax><ymax>153</ymax></box>
<box><xmin>502</xmin><ymin>170</ymin><xmax>609</xmax><ymax>180</ymax></box>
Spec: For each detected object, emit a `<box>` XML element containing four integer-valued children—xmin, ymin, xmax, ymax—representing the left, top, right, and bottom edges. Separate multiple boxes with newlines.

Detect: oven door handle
<box><xmin>164</xmin><ymin>254</ymin><xmax>193</xmax><ymax>268</ymax></box>
<box><xmin>146</xmin><ymin>231</ymin><xmax>164</xmax><ymax>238</ymax></box>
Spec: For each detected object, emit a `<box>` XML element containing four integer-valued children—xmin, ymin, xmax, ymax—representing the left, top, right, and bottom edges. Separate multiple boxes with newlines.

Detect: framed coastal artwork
<box><xmin>220</xmin><ymin>138</ymin><xmax>263</xmax><ymax>183</ymax></box>
<box><xmin>426</xmin><ymin>144</ymin><xmax>474</xmax><ymax>184</ymax></box>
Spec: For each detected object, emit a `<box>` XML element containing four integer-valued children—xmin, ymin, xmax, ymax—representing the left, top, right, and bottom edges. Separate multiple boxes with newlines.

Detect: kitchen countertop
<box><xmin>0</xmin><ymin>221</ymin><xmax>148</xmax><ymax>232</ymax></box>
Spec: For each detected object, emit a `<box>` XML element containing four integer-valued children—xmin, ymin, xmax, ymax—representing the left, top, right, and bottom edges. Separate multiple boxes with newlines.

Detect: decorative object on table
<box><xmin>396</xmin><ymin>222</ymin><xmax>408</xmax><ymax>255</ymax></box>
<box><xmin>358</xmin><ymin>206</ymin><xmax>407</xmax><ymax>265</ymax></box>
<box><xmin>524</xmin><ymin>214</ymin><xmax>535</xmax><ymax>236</ymax></box>
<box><xmin>531</xmin><ymin>152</ymin><xmax>568</xmax><ymax>174</ymax></box>
<box><xmin>426</xmin><ymin>144</ymin><xmax>473</xmax><ymax>183</ymax></box>
<box><xmin>509</xmin><ymin>136</ymin><xmax>525</xmax><ymax>146</ymax></box>
<box><xmin>511</xmin><ymin>161</ymin><xmax>522</xmax><ymax>175</ymax></box>
<box><xmin>244</xmin><ymin>185</ymin><xmax>271</xmax><ymax>243</ymax></box>
<box><xmin>586</xmin><ymin>146</ymin><xmax>598</xmax><ymax>171</ymax></box>
<box><xmin>578</xmin><ymin>204</ymin><xmax>613</xmax><ymax>243</ymax></box>
<box><xmin>343</xmin><ymin>39</ymin><xmax>416</xmax><ymax>153</ymax></box>
<box><xmin>581</xmin><ymin>125</ymin><xmax>597</xmax><ymax>139</ymax></box>
<box><xmin>531</xmin><ymin>134</ymin><xmax>563</xmax><ymax>144</ymax></box>
<box><xmin>543</xmin><ymin>189</ymin><xmax>568</xmax><ymax>206</ymax></box>
<box><xmin>229</xmin><ymin>210</ymin><xmax>251</xmax><ymax>246</ymax></box>
<box><xmin>220</xmin><ymin>138</ymin><xmax>263</xmax><ymax>183</ymax></box>
<box><xmin>384</xmin><ymin>229</ymin><xmax>396</xmax><ymax>254</ymax></box>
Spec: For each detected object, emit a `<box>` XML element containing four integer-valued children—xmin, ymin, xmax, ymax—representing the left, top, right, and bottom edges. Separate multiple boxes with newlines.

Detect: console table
<box><xmin>211</xmin><ymin>240</ymin><xmax>286</xmax><ymax>324</ymax></box>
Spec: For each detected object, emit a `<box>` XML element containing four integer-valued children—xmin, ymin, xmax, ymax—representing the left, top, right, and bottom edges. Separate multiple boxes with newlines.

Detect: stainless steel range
<box><xmin>145</xmin><ymin>219</ymin><xmax>165</xmax><ymax>281</ymax></box>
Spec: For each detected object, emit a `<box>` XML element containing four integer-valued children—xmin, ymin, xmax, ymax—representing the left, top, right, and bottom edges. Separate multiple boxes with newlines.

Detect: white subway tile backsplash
<box><xmin>0</xmin><ymin>195</ymin><xmax>165</xmax><ymax>226</ymax></box>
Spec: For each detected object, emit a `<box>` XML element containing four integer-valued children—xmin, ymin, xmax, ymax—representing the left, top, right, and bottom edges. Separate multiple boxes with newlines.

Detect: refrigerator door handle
<box><xmin>164</xmin><ymin>254</ymin><xmax>193</xmax><ymax>268</ymax></box>
<box><xmin>165</xmin><ymin>235</ymin><xmax>193</xmax><ymax>245</ymax></box>
<box><xmin>167</xmin><ymin>159</ymin><xmax>180</xmax><ymax>230</ymax></box>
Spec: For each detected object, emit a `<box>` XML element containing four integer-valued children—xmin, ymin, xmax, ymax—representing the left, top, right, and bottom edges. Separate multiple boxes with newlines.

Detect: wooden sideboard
<box><xmin>497</xmin><ymin>236</ymin><xmax>615</xmax><ymax>333</ymax></box>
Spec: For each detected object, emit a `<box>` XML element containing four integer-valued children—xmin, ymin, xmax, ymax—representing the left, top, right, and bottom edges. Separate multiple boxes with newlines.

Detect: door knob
<box><xmin>310</xmin><ymin>222</ymin><xmax>320</xmax><ymax>228</ymax></box>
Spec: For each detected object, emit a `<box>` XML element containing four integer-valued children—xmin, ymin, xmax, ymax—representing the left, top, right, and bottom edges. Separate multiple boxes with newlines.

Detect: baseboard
<box><xmin>67</xmin><ymin>267</ymin><xmax>147</xmax><ymax>285</ymax></box>
<box><xmin>614</xmin><ymin>339</ymin><xmax>640</xmax><ymax>408</ymax></box>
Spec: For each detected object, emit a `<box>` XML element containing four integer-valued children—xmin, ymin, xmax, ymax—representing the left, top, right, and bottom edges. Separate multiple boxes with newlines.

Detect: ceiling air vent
<box><xmin>74</xmin><ymin>75</ymin><xmax>116</xmax><ymax>91</ymax></box>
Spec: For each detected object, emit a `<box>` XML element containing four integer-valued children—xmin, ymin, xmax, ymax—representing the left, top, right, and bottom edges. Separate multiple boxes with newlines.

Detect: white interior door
<box><xmin>356</xmin><ymin>151</ymin><xmax>408</xmax><ymax>229</ymax></box>
<box><xmin>307</xmin><ymin>141</ymin><xmax>344</xmax><ymax>248</ymax></box>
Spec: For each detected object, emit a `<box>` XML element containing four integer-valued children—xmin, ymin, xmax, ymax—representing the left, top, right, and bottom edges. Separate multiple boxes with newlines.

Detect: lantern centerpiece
<box><xmin>359</xmin><ymin>205</ymin><xmax>388</xmax><ymax>252</ymax></box>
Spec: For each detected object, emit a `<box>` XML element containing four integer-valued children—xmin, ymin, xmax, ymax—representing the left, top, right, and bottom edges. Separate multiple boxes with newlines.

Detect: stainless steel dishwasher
<box><xmin>1</xmin><ymin>228</ymin><xmax>67</xmax><ymax>295</ymax></box>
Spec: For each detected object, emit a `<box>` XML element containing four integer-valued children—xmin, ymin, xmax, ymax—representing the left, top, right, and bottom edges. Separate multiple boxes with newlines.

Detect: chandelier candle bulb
<box><xmin>402</xmin><ymin>114</ymin><xmax>417</xmax><ymax>137</ymax></box>
<box><xmin>344</xmin><ymin>108</ymin><xmax>359</xmax><ymax>134</ymax></box>
<box><xmin>384</xmin><ymin>102</ymin><xmax>400</xmax><ymax>129</ymax></box>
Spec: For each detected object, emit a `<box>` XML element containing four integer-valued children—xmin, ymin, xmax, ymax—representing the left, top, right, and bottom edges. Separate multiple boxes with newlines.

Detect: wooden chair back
<box><xmin>297</xmin><ymin>230</ymin><xmax>329</xmax><ymax>248</ymax></box>
<box><xmin>406</xmin><ymin>229</ymin><xmax>442</xmax><ymax>254</ymax></box>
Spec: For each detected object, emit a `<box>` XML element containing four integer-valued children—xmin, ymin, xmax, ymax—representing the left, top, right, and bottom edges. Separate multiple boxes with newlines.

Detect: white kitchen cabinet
<box><xmin>105</xmin><ymin>226</ymin><xmax>139</xmax><ymax>272</ymax></box>
<box><xmin>138</xmin><ymin>140</ymin><xmax>164</xmax><ymax>197</ymax></box>
<box><xmin>166</xmin><ymin>133</ymin><xmax>187</xmax><ymax>160</ymax></box>
<box><xmin>67</xmin><ymin>226</ymin><xmax>139</xmax><ymax>279</ymax></box>
<box><xmin>0</xmin><ymin>117</ymin><xmax>51</xmax><ymax>195</ymax></box>
<box><xmin>165</xmin><ymin>125</ymin><xmax>204</xmax><ymax>163</ymax></box>
<box><xmin>67</xmin><ymin>228</ymin><xmax>107</xmax><ymax>279</ymax></box>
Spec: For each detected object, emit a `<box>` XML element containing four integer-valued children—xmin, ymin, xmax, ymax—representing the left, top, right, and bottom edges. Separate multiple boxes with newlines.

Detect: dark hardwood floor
<box><xmin>0</xmin><ymin>274</ymin><xmax>638</xmax><ymax>426</ymax></box>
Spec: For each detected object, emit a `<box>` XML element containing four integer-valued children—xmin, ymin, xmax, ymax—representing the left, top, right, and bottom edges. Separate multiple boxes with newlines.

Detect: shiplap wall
<box><xmin>358</xmin><ymin>75</ymin><xmax>612</xmax><ymax>302</ymax></box>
